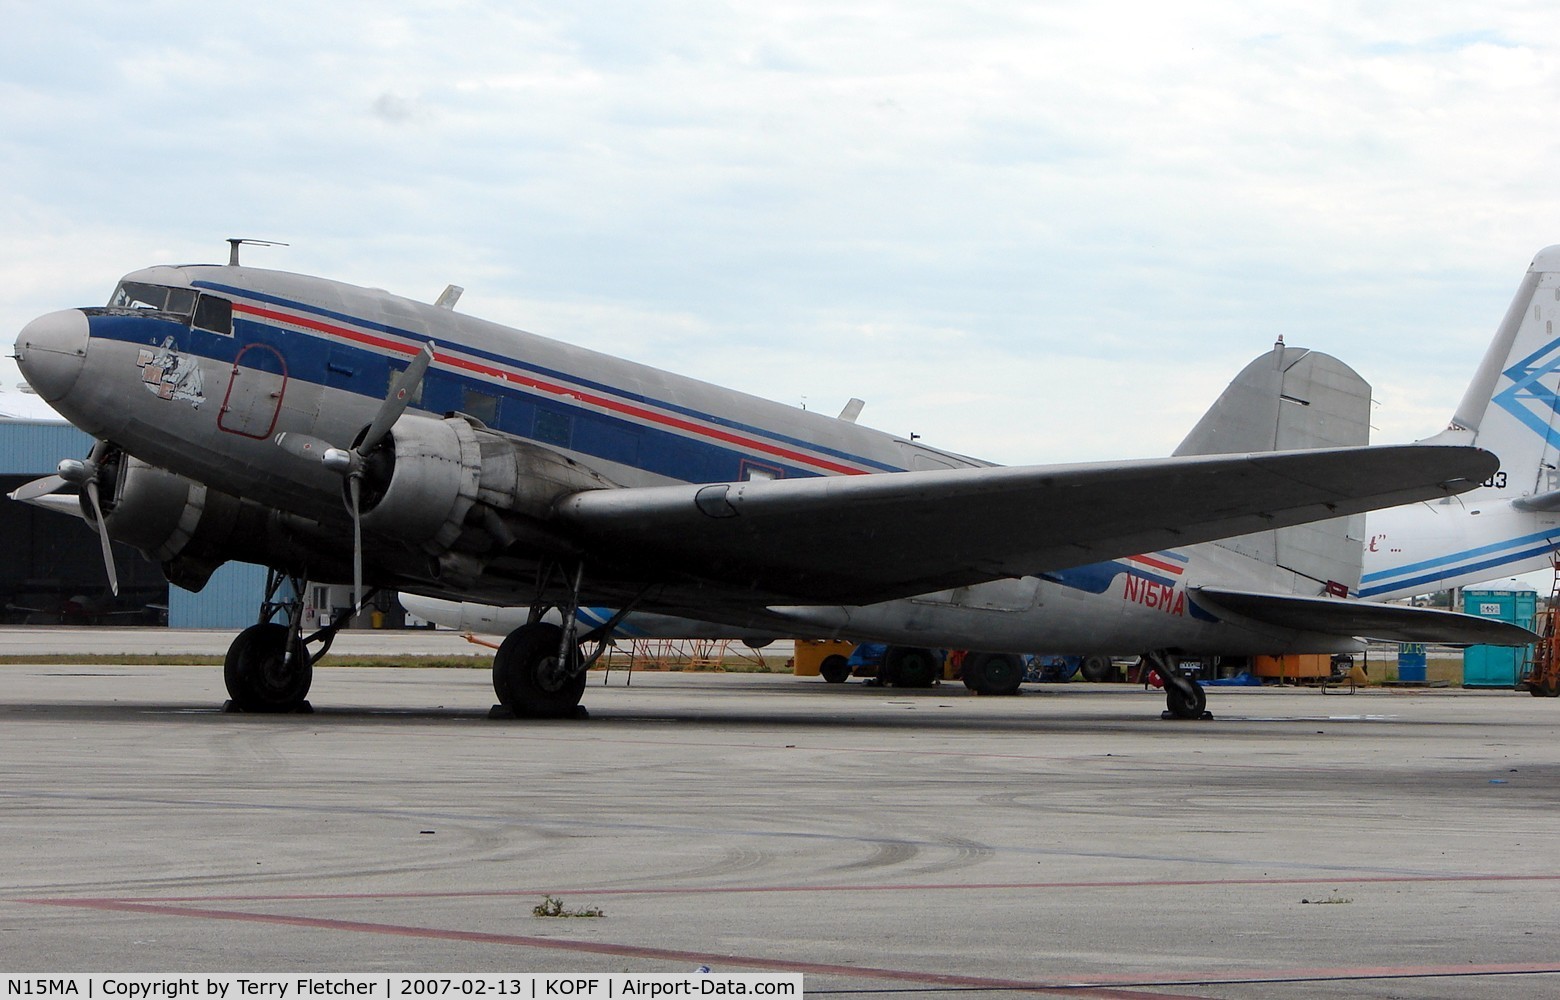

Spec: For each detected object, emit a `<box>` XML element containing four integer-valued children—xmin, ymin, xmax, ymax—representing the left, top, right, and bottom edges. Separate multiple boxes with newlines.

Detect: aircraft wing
<box><xmin>1189</xmin><ymin>586</ymin><xmax>1537</xmax><ymax>645</ymax></box>
<box><xmin>555</xmin><ymin>444</ymin><xmax>1496</xmax><ymax>605</ymax></box>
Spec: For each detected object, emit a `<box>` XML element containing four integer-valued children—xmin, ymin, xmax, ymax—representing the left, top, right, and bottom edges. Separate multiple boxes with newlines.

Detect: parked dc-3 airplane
<box><xmin>9</xmin><ymin>242</ymin><xmax>1532</xmax><ymax>719</ymax></box>
<box><xmin>404</xmin><ymin>245</ymin><xmax>1560</xmax><ymax>683</ymax></box>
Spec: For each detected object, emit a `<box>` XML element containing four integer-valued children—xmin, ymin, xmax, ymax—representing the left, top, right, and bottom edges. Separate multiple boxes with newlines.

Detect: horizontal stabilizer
<box><xmin>1511</xmin><ymin>489</ymin><xmax>1560</xmax><ymax>513</ymax></box>
<box><xmin>556</xmin><ymin>443</ymin><xmax>1498</xmax><ymax>605</ymax></box>
<box><xmin>1191</xmin><ymin>586</ymin><xmax>1536</xmax><ymax>646</ymax></box>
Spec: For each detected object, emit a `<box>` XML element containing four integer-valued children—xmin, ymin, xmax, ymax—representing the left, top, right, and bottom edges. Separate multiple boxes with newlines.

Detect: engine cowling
<box><xmin>356</xmin><ymin>414</ymin><xmax>481</xmax><ymax>554</ymax></box>
<box><xmin>94</xmin><ymin>450</ymin><xmax>339</xmax><ymax>592</ymax></box>
<box><xmin>356</xmin><ymin>414</ymin><xmax>617</xmax><ymax>569</ymax></box>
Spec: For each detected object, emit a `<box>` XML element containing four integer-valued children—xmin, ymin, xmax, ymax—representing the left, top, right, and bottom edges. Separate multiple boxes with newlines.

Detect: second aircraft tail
<box><xmin>1422</xmin><ymin>245</ymin><xmax>1560</xmax><ymax>503</ymax></box>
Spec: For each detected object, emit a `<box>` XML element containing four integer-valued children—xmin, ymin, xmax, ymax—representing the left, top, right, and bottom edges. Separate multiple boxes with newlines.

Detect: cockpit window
<box><xmin>109</xmin><ymin>281</ymin><xmax>196</xmax><ymax>317</ymax></box>
<box><xmin>192</xmin><ymin>293</ymin><xmax>233</xmax><ymax>336</ymax></box>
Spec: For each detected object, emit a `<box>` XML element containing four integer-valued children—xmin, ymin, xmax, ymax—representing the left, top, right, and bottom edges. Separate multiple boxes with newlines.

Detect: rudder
<box><xmin>1176</xmin><ymin>341</ymin><xmax>1372</xmax><ymax>594</ymax></box>
<box><xmin>1422</xmin><ymin>245</ymin><xmax>1560</xmax><ymax>504</ymax></box>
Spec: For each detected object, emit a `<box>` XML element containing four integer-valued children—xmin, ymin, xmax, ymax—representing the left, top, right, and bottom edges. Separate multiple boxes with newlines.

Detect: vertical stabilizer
<box><xmin>1177</xmin><ymin>344</ymin><xmax>1372</xmax><ymax>593</ymax></box>
<box><xmin>1423</xmin><ymin>245</ymin><xmax>1560</xmax><ymax>503</ymax></box>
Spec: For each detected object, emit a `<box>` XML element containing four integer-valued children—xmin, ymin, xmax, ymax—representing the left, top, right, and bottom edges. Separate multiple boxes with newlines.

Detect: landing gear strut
<box><xmin>1146</xmin><ymin>650</ymin><xmax>1211</xmax><ymax>721</ymax></box>
<box><xmin>490</xmin><ymin>562</ymin><xmax>639</xmax><ymax>719</ymax></box>
<box><xmin>223</xmin><ymin>569</ymin><xmax>355</xmax><ymax>713</ymax></box>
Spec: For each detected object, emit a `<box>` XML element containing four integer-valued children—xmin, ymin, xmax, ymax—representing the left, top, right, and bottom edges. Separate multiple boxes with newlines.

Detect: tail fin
<box><xmin>1423</xmin><ymin>245</ymin><xmax>1560</xmax><ymax>504</ymax></box>
<box><xmin>1174</xmin><ymin>340</ymin><xmax>1371</xmax><ymax>456</ymax></box>
<box><xmin>1176</xmin><ymin>342</ymin><xmax>1372</xmax><ymax>594</ymax></box>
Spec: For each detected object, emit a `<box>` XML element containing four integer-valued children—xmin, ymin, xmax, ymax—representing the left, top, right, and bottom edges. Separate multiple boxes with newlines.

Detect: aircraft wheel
<box><xmin>493</xmin><ymin>622</ymin><xmax>587</xmax><ymax>718</ymax></box>
<box><xmin>224</xmin><ymin>622</ymin><xmax>312</xmax><ymax>712</ymax></box>
<box><xmin>1164</xmin><ymin>674</ymin><xmax>1208</xmax><ymax>720</ymax></box>
<box><xmin>963</xmin><ymin>653</ymin><xmax>1024</xmax><ymax>695</ymax></box>
<box><xmin>882</xmin><ymin>646</ymin><xmax>939</xmax><ymax>687</ymax></box>
<box><xmin>819</xmin><ymin>655</ymin><xmax>851</xmax><ymax>684</ymax></box>
<box><xmin>1079</xmin><ymin>655</ymin><xmax>1114</xmax><ymax>682</ymax></box>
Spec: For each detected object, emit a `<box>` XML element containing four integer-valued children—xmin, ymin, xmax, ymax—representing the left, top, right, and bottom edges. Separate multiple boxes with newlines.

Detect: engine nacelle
<box><xmin>357</xmin><ymin>414</ymin><xmax>481</xmax><ymax>553</ymax></box>
<box><xmin>358</xmin><ymin>413</ymin><xmax>617</xmax><ymax>562</ymax></box>
<box><xmin>96</xmin><ymin>451</ymin><xmax>339</xmax><ymax>592</ymax></box>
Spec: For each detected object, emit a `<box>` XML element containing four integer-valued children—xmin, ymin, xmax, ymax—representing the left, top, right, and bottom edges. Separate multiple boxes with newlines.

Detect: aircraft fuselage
<box><xmin>11</xmin><ymin>262</ymin><xmax>1403</xmax><ymax>657</ymax></box>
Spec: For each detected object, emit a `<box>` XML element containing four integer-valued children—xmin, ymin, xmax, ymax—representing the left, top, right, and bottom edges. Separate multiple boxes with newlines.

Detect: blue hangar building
<box><xmin>1</xmin><ymin>417</ymin><xmax>265</xmax><ymax>627</ymax></box>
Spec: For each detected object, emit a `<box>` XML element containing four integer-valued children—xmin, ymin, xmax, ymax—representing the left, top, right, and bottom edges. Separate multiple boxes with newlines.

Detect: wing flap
<box><xmin>1191</xmin><ymin>586</ymin><xmax>1536</xmax><ymax>645</ymax></box>
<box><xmin>555</xmin><ymin>444</ymin><xmax>1496</xmax><ymax>605</ymax></box>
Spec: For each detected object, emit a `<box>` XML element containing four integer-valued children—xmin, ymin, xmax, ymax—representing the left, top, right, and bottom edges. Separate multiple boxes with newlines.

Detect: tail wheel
<box><xmin>1163</xmin><ymin>674</ymin><xmax>1208</xmax><ymax>719</ymax></box>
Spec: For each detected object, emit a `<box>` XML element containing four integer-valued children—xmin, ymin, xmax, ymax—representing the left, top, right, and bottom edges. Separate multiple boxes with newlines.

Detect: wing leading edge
<box><xmin>1190</xmin><ymin>586</ymin><xmax>1536</xmax><ymax>645</ymax></box>
<box><xmin>556</xmin><ymin>444</ymin><xmax>1497</xmax><ymax>605</ymax></box>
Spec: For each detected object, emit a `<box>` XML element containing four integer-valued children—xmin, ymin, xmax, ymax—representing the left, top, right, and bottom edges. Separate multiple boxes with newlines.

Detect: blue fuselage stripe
<box><xmin>190</xmin><ymin>280</ymin><xmax>903</xmax><ymax>474</ymax></box>
<box><xmin>1359</xmin><ymin>542</ymin><xmax>1560</xmax><ymax>598</ymax></box>
<box><xmin>86</xmin><ymin>306</ymin><xmax>902</xmax><ymax>485</ymax></box>
<box><xmin>1361</xmin><ymin>527</ymin><xmax>1560</xmax><ymax>584</ymax></box>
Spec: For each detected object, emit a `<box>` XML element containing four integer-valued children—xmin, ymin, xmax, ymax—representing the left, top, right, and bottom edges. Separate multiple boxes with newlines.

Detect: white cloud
<box><xmin>2</xmin><ymin>1</ymin><xmax>1557</xmax><ymax>465</ymax></box>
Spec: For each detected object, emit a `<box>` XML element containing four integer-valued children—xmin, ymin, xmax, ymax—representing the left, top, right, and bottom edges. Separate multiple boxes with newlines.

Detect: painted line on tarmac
<box><xmin>22</xmin><ymin>897</ymin><xmax>1560</xmax><ymax>995</ymax></box>
<box><xmin>21</xmin><ymin>897</ymin><xmax>1197</xmax><ymax>1000</ymax></box>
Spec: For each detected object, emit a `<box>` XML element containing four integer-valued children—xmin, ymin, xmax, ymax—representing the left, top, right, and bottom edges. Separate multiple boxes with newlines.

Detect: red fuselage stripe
<box><xmin>234</xmin><ymin>302</ymin><xmax>869</xmax><ymax>476</ymax></box>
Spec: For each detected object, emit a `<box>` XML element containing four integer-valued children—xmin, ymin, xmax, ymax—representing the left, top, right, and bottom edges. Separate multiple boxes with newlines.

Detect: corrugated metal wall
<box><xmin>169</xmin><ymin>562</ymin><xmax>268</xmax><ymax>629</ymax></box>
<box><xmin>0</xmin><ymin>421</ymin><xmax>92</xmax><ymax>474</ymax></box>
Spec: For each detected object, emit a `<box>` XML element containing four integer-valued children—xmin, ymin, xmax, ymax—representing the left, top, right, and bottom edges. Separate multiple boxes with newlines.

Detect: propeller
<box><xmin>7</xmin><ymin>473</ymin><xmax>67</xmax><ymax>502</ymax></box>
<box><xmin>55</xmin><ymin>441</ymin><xmax>120</xmax><ymax>596</ymax></box>
<box><xmin>274</xmin><ymin>342</ymin><xmax>436</xmax><ymax>614</ymax></box>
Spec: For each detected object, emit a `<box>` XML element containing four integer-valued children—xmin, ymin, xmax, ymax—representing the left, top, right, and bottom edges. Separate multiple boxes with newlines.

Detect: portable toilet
<box><xmin>1462</xmin><ymin>579</ymin><xmax>1539</xmax><ymax>688</ymax></box>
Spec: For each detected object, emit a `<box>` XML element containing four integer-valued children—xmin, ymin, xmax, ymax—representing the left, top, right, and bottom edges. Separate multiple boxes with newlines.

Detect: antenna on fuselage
<box><xmin>435</xmin><ymin>284</ymin><xmax>464</xmax><ymax>310</ymax></box>
<box><xmin>226</xmin><ymin>238</ymin><xmax>290</xmax><ymax>266</ymax></box>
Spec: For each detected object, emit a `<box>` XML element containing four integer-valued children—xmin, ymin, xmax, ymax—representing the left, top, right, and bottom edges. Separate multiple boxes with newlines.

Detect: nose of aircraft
<box><xmin>15</xmin><ymin>309</ymin><xmax>89</xmax><ymax>403</ymax></box>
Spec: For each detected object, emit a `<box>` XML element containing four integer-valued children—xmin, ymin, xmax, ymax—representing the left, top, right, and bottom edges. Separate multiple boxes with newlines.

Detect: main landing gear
<box><xmin>491</xmin><ymin>622</ymin><xmax>588</xmax><ymax>719</ymax></box>
<box><xmin>1145</xmin><ymin>650</ymin><xmax>1211</xmax><ymax>721</ymax></box>
<box><xmin>490</xmin><ymin>562</ymin><xmax>638</xmax><ymax>720</ymax></box>
<box><xmin>223</xmin><ymin>570</ymin><xmax>353</xmax><ymax>713</ymax></box>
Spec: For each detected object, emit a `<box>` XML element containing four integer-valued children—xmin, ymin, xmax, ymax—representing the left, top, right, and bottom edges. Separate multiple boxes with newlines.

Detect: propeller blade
<box><xmin>7</xmin><ymin>474</ymin><xmax>66</xmax><ymax>502</ymax></box>
<box><xmin>83</xmin><ymin>479</ymin><xmax>119</xmax><ymax>596</ymax></box>
<box><xmin>348</xmin><ymin>474</ymin><xmax>363</xmax><ymax>617</ymax></box>
<box><xmin>359</xmin><ymin>341</ymin><xmax>434</xmax><ymax>456</ymax></box>
<box><xmin>274</xmin><ymin>431</ymin><xmax>336</xmax><ymax>462</ymax></box>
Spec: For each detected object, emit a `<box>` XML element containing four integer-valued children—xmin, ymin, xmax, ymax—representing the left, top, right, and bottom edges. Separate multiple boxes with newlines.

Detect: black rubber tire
<box><xmin>819</xmin><ymin>654</ymin><xmax>851</xmax><ymax>684</ymax></box>
<box><xmin>492</xmin><ymin>622</ymin><xmax>587</xmax><ymax>718</ymax></box>
<box><xmin>1164</xmin><ymin>675</ymin><xmax>1208</xmax><ymax>719</ymax></box>
<box><xmin>224</xmin><ymin>622</ymin><xmax>311</xmax><ymax>711</ymax></box>
<box><xmin>882</xmin><ymin>647</ymin><xmax>940</xmax><ymax>687</ymax></box>
<box><xmin>963</xmin><ymin>653</ymin><xmax>1025</xmax><ymax>695</ymax></box>
<box><xmin>1079</xmin><ymin>655</ymin><xmax>1114</xmax><ymax>682</ymax></box>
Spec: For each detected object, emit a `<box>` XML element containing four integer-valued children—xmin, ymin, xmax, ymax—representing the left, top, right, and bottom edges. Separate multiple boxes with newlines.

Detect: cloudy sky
<box><xmin>3</xmin><ymin>2</ymin><xmax>1559</xmax><ymax>465</ymax></box>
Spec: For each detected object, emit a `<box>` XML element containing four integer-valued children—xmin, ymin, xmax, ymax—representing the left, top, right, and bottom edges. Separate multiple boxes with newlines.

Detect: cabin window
<box><xmin>740</xmin><ymin>460</ymin><xmax>782</xmax><ymax>481</ymax></box>
<box><xmin>192</xmin><ymin>294</ymin><xmax>233</xmax><ymax>336</ymax></box>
